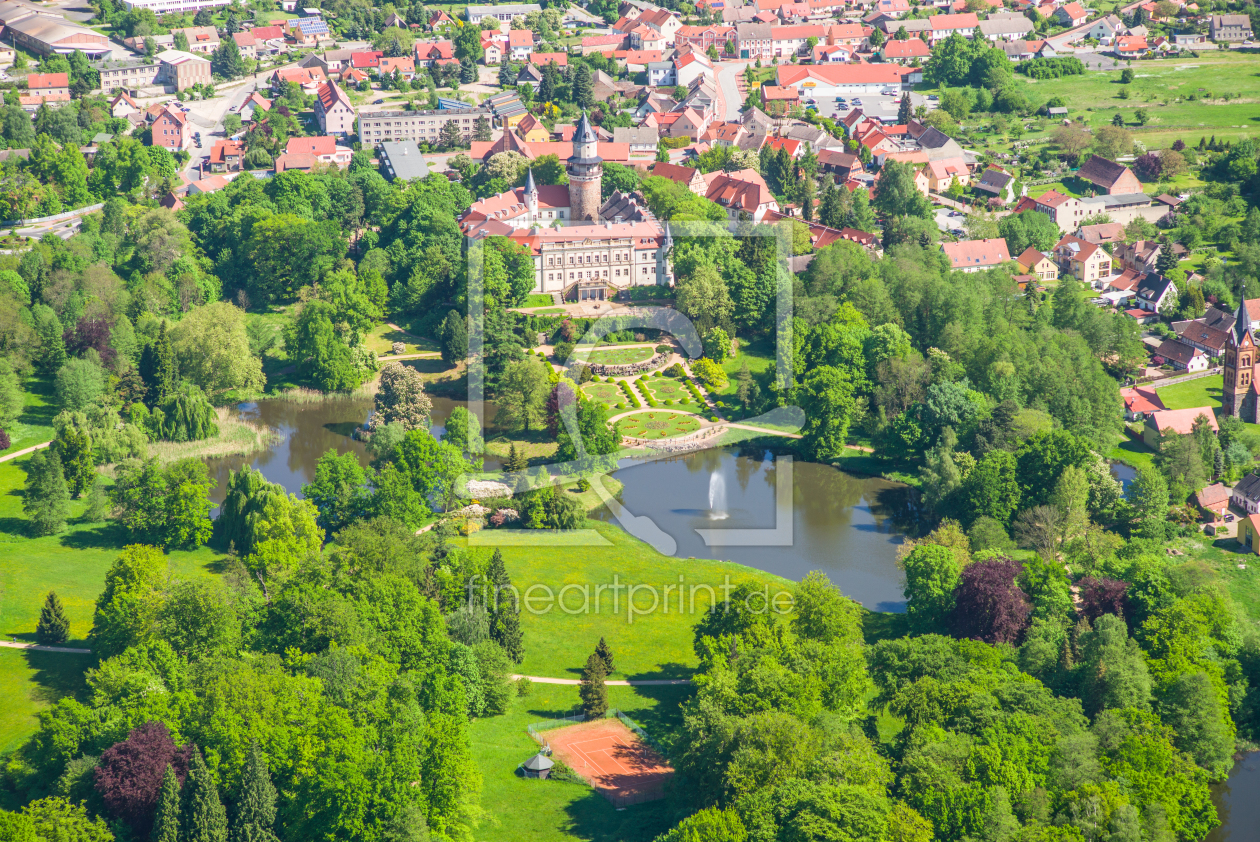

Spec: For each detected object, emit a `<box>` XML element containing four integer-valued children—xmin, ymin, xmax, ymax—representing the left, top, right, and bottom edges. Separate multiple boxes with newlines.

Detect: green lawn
<box><xmin>1172</xmin><ymin>533</ymin><xmax>1260</xmax><ymax>620</ymax></box>
<box><xmin>1108</xmin><ymin>438</ymin><xmax>1158</xmax><ymax>472</ymax></box>
<box><xmin>471</xmin><ymin>684</ymin><xmax>687</xmax><ymax>842</ymax></box>
<box><xmin>581</xmin><ymin>382</ymin><xmax>627</xmax><ymax>409</ymax></box>
<box><xmin>640</xmin><ymin>377</ymin><xmax>695</xmax><ymax>406</ymax></box>
<box><xmin>472</xmin><ymin>521</ymin><xmax>790</xmax><ymax>680</ymax></box>
<box><xmin>586</xmin><ymin>346</ymin><xmax>654</xmax><ymax>366</ymax></box>
<box><xmin>364</xmin><ymin>322</ymin><xmax>440</xmax><ymax>356</ymax></box>
<box><xmin>1</xmin><ymin>378</ymin><xmax>57</xmax><ymax>458</ymax></box>
<box><xmin>1156</xmin><ymin>374</ymin><xmax>1223</xmax><ymax>412</ymax></box>
<box><xmin>523</xmin><ymin>294</ymin><xmax>556</xmax><ymax>308</ymax></box>
<box><xmin>617</xmin><ymin>411</ymin><xmax>701</xmax><ymax>441</ymax></box>
<box><xmin>0</xmin><ymin>459</ymin><xmax>224</xmax><ymax>752</ymax></box>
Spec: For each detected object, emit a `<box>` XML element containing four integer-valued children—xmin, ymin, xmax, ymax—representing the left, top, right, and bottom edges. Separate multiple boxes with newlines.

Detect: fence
<box><xmin>0</xmin><ymin>202</ymin><xmax>104</xmax><ymax>230</ymax></box>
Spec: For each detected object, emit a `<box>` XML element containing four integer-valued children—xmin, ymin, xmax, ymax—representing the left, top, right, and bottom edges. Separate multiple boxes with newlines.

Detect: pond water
<box><xmin>205</xmin><ymin>396</ymin><xmax>497</xmax><ymax>507</ymax></box>
<box><xmin>201</xmin><ymin>399</ymin><xmax>917</xmax><ymax>606</ymax></box>
<box><xmin>1110</xmin><ymin>461</ymin><xmax>1137</xmax><ymax>496</ymax></box>
<box><xmin>1206</xmin><ymin>753</ymin><xmax>1260</xmax><ymax>842</ymax></box>
<box><xmin>595</xmin><ymin>448</ymin><xmax>918</xmax><ymax>610</ymax></box>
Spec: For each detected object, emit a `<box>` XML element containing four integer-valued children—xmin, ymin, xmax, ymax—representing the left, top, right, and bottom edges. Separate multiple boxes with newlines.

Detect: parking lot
<box><xmin>802</xmin><ymin>91</ymin><xmax>937</xmax><ymax>122</ymax></box>
<box><xmin>935</xmin><ymin>206</ymin><xmax>968</xmax><ymax>236</ymax></box>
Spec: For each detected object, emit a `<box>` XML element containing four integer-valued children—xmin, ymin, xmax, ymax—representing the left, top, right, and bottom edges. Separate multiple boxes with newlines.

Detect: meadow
<box><xmin>0</xmin><ymin>378</ymin><xmax>56</xmax><ymax>459</ymax></box>
<box><xmin>1013</xmin><ymin>52</ymin><xmax>1260</xmax><ymax>146</ymax></box>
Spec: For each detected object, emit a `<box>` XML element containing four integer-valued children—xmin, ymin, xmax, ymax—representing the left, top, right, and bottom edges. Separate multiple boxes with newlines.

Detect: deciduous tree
<box><xmin>950</xmin><ymin>556</ymin><xmax>1031</xmax><ymax>644</ymax></box>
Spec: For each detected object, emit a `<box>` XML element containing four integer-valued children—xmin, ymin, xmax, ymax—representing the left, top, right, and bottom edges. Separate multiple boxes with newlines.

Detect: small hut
<box><xmin>522</xmin><ymin>752</ymin><xmax>554</xmax><ymax>779</ymax></box>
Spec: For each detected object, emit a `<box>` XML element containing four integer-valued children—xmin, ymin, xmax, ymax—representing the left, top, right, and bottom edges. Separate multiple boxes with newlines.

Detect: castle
<box><xmin>459</xmin><ymin>112</ymin><xmax>674</xmax><ymax>302</ymax></box>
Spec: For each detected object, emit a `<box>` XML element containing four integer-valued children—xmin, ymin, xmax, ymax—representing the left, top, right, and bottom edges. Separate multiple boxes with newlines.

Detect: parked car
<box><xmin>374</xmin><ymin>98</ymin><xmax>385</xmax><ymax>104</ymax></box>
<box><xmin>1226</xmin><ymin>513</ymin><xmax>1236</xmax><ymax>522</ymax></box>
<box><xmin>927</xmin><ymin>94</ymin><xmax>939</xmax><ymax>101</ymax></box>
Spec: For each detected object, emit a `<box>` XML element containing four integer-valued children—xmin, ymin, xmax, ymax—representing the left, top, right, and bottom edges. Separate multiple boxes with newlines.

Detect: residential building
<box><xmin>377</xmin><ymin>142</ymin><xmax>430</xmax><ymax>181</ymax></box>
<box><xmin>1237</xmin><ymin>513</ymin><xmax>1260</xmax><ymax>552</ymax></box>
<box><xmin>1143</xmin><ymin>406</ymin><xmax>1217</xmax><ymax>449</ymax></box>
<box><xmin>651</xmin><ymin>162</ymin><xmax>708</xmax><ymax>195</ymax></box>
<box><xmin>530</xmin><ymin>52</ymin><xmax>568</xmax><ymax>68</ymax></box>
<box><xmin>704</xmin><ymin>168</ymin><xmax>780</xmax><ymax>221</ymax></box>
<box><xmin>239</xmin><ymin>91</ymin><xmax>271</xmax><ymax>122</ymax></box>
<box><xmin>1175</xmin><ymin>319</ymin><xmax>1230</xmax><ymax>358</ymax></box>
<box><xmin>1155</xmin><ymin>338</ymin><xmax>1211</xmax><ymax>372</ymax></box>
<box><xmin>154</xmin><ymin>49</ymin><xmax>210</xmax><ymax>91</ymax></box>
<box><xmin>24</xmin><ymin>71</ymin><xmax>69</xmax><ymax>106</ymax></box>
<box><xmin>675</xmin><ymin>24</ymin><xmax>735</xmax><ymax>52</ymax></box>
<box><xmin>1115</xmin><ymin>239</ymin><xmax>1162</xmax><ymax>273</ymax></box>
<box><xmin>1054</xmin><ymin>2</ymin><xmax>1090</xmax><ymax>26</ymax></box>
<box><xmin>283</xmin><ymin>135</ymin><xmax>353</xmax><ymax>165</ymax></box>
<box><xmin>1232</xmin><ymin>472</ymin><xmax>1260</xmax><ymax>515</ymax></box>
<box><xmin>356</xmin><ymin>106</ymin><xmax>489</xmax><ymax>144</ymax></box>
<box><xmin>1017</xmin><ymin>247</ymin><xmax>1057</xmax><ymax>282</ymax></box>
<box><xmin>612</xmin><ymin>125</ymin><xmax>659</xmax><ymax>154</ymax></box>
<box><xmin>151</xmin><ymin>104</ymin><xmax>188</xmax><ymax>150</ymax></box>
<box><xmin>940</xmin><ymin>238</ymin><xmax>1011</xmax><ymax>272</ymax></box>
<box><xmin>1015</xmin><ymin>189</ymin><xmax>1086</xmax><ymax>234</ymax></box>
<box><xmin>208</xmin><ymin>139</ymin><xmax>245</xmax><ymax>172</ymax></box>
<box><xmin>818</xmin><ymin>149</ymin><xmax>860</xmax><ymax>183</ymax></box>
<box><xmin>1053</xmin><ymin>234</ymin><xmax>1112</xmax><ymax>284</ymax></box>
<box><xmin>466</xmin><ymin>1</ymin><xmax>540</xmax><ymax>21</ymax></box>
<box><xmin>1120</xmin><ymin>385</ymin><xmax>1162</xmax><ymax>421</ymax></box>
<box><xmin>1077</xmin><ymin>222</ymin><xmax>1126</xmax><ymax>244</ymax></box>
<box><xmin>270</xmin><ymin>66</ymin><xmax>326</xmax><ymax>92</ymax></box>
<box><xmin>879</xmin><ymin>38</ymin><xmax>931</xmax><ymax>62</ymax></box>
<box><xmin>507</xmin><ymin>29</ymin><xmax>534</xmax><ymax>60</ymax></box>
<box><xmin>1087</xmin><ymin>14</ymin><xmax>1125</xmax><ymax>41</ymax></box>
<box><xmin>735</xmin><ymin>21</ymin><xmax>772</xmax><ymax>58</ymax></box>
<box><xmin>379</xmin><ymin>57</ymin><xmax>415</xmax><ymax>79</ymax></box>
<box><xmin>109</xmin><ymin>90</ymin><xmax>140</xmax><ymax>118</ymax></box>
<box><xmin>1135</xmin><ymin>272</ymin><xmax>1176</xmax><ymax>312</ymax></box>
<box><xmin>516</xmin><ymin>113</ymin><xmax>550</xmax><ymax>143</ymax></box>
<box><xmin>978</xmin><ymin>13</ymin><xmax>1033</xmax><ymax>40</ymax></box>
<box><xmin>1115</xmin><ymin>36</ymin><xmax>1148</xmax><ymax>57</ymax></box>
<box><xmin>285</xmin><ymin>16</ymin><xmax>331</xmax><ymax>47</ymax></box>
<box><xmin>974</xmin><ymin>166</ymin><xmax>1016</xmax><ymax>203</ymax></box>
<box><xmin>928</xmin><ymin>13</ymin><xmax>979</xmax><ymax>44</ymax></box>
<box><xmin>922</xmin><ymin>157</ymin><xmax>968</xmax><ymax>192</ymax></box>
<box><xmin>905</xmin><ymin>121</ymin><xmax>966</xmax><ymax>162</ymax></box>
<box><xmin>415</xmin><ymin>40</ymin><xmax>456</xmax><ymax>67</ymax></box>
<box><xmin>0</xmin><ymin>1</ymin><xmax>112</xmax><ymax>57</ymax></box>
<box><xmin>1196</xmin><ymin>483</ymin><xmax>1230</xmax><ymax>522</ymax></box>
<box><xmin>1210</xmin><ymin>14</ymin><xmax>1252</xmax><ymax>41</ymax></box>
<box><xmin>761</xmin><ymin>84</ymin><xmax>799</xmax><ymax>114</ymax></box>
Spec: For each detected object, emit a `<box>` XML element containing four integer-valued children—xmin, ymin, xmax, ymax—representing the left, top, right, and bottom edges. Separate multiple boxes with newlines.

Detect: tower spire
<box><xmin>1235</xmin><ymin>268</ymin><xmax>1250</xmax><ymax>346</ymax></box>
<box><xmin>524</xmin><ymin>167</ymin><xmax>537</xmax><ymax>195</ymax></box>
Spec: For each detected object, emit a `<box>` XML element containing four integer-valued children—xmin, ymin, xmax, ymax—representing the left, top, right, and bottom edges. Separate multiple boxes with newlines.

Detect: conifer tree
<box><xmin>35</xmin><ymin>591</ymin><xmax>69</xmax><ymax>644</ymax></box>
<box><xmin>898</xmin><ymin>94</ymin><xmax>913</xmax><ymax>126</ymax></box>
<box><xmin>229</xmin><ymin>743</ymin><xmax>278</xmax><ymax>842</ymax></box>
<box><xmin>140</xmin><ymin>322</ymin><xmax>179</xmax><ymax>409</ymax></box>
<box><xmin>487</xmin><ymin>549</ymin><xmax>524</xmax><ymax>663</ymax></box>
<box><xmin>594</xmin><ymin>636</ymin><xmax>614</xmax><ymax>675</ymax></box>
<box><xmin>153</xmin><ymin>764</ymin><xmax>181</xmax><ymax>842</ymax></box>
<box><xmin>504</xmin><ymin>443</ymin><xmax>527</xmax><ymax>473</ymax></box>
<box><xmin>180</xmin><ymin>748</ymin><xmax>227</xmax><ymax>842</ymax></box>
<box><xmin>579</xmin><ymin>650</ymin><xmax>607</xmax><ymax>717</ymax></box>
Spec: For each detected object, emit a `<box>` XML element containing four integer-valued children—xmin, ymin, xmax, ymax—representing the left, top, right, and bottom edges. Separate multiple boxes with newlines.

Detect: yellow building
<box><xmin>1237</xmin><ymin>513</ymin><xmax>1260</xmax><ymax>554</ymax></box>
<box><xmin>516</xmin><ymin>113</ymin><xmax>550</xmax><ymax>143</ymax></box>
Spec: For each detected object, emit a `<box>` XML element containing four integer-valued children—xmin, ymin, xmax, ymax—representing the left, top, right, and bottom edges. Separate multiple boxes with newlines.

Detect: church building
<box><xmin>1224</xmin><ymin>293</ymin><xmax>1259</xmax><ymax>422</ymax></box>
<box><xmin>459</xmin><ymin>112</ymin><xmax>674</xmax><ymax>302</ymax></box>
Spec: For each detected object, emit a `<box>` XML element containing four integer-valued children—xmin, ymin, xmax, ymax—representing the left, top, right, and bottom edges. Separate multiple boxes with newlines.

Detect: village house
<box><xmin>1054</xmin><ymin>2</ymin><xmax>1090</xmax><ymax>26</ymax></box>
<box><xmin>208</xmin><ymin>138</ymin><xmax>245</xmax><ymax>172</ymax></box>
<box><xmin>1017</xmin><ymin>247</ymin><xmax>1058</xmax><ymax>282</ymax></box>
<box><xmin>651</xmin><ymin>161</ymin><xmax>708</xmax><ymax>195</ymax></box>
<box><xmin>1154</xmin><ymin>338</ymin><xmax>1210</xmax><ymax>372</ymax></box>
<box><xmin>1142</xmin><ymin>406</ymin><xmax>1217</xmax><ymax>450</ymax></box>
<box><xmin>703</xmin><ymin>168</ymin><xmax>780</xmax><ymax>221</ymax></box>
<box><xmin>940</xmin><ymin>238</ymin><xmax>1011</xmax><ymax>272</ymax></box>
<box><xmin>1210</xmin><ymin>13</ymin><xmax>1252</xmax><ymax>41</ymax></box>
<box><xmin>151</xmin><ymin>104</ymin><xmax>188</xmax><ymax>150</ymax></box>
<box><xmin>1053</xmin><ymin>235</ymin><xmax>1112</xmax><ymax>285</ymax></box>
<box><xmin>1135</xmin><ymin>272</ymin><xmax>1177</xmax><ymax>312</ymax></box>
<box><xmin>314</xmin><ymin>80</ymin><xmax>355</xmax><ymax>136</ymax></box>
<box><xmin>1233</xmin><ymin>472</ymin><xmax>1260</xmax><ymax>516</ymax></box>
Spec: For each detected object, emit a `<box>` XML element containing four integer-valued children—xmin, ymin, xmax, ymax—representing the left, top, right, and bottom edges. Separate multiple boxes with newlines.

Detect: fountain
<box><xmin>708</xmin><ymin>471</ymin><xmax>728</xmax><ymax>520</ymax></box>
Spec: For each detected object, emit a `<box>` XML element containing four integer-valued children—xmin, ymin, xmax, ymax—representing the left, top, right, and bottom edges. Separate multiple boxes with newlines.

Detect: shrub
<box><xmin>516</xmin><ymin>677</ymin><xmax>533</xmax><ymax>696</ymax></box>
<box><xmin>665</xmin><ymin>399</ymin><xmax>674</xmax><ymax>406</ymax></box>
<box><xmin>553</xmin><ymin>341</ymin><xmax>575</xmax><ymax>362</ymax></box>
<box><xmin>0</xmin><ymin>428</ymin><xmax>8</xmax><ymax>450</ymax></box>
<box><xmin>655</xmin><ymin>344</ymin><xmax>672</xmax><ymax>355</ymax></box>
<box><xmin>691</xmin><ymin>358</ymin><xmax>728</xmax><ymax>389</ymax></box>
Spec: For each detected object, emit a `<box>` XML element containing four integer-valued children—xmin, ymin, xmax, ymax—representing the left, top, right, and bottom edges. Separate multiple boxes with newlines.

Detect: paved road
<box><xmin>715</xmin><ymin>60</ymin><xmax>750</xmax><ymax>121</ymax></box>
<box><xmin>1048</xmin><ymin>0</ymin><xmax>1148</xmax><ymax>50</ymax></box>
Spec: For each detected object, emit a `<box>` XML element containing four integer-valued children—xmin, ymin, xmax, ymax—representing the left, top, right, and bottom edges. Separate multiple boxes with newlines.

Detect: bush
<box><xmin>691</xmin><ymin>358</ymin><xmax>728</xmax><ymax>389</ymax></box>
<box><xmin>516</xmin><ymin>677</ymin><xmax>533</xmax><ymax>696</ymax></box>
<box><xmin>0</xmin><ymin>428</ymin><xmax>8</xmax><ymax>450</ymax></box>
<box><xmin>655</xmin><ymin>344</ymin><xmax>672</xmax><ymax>355</ymax></box>
<box><xmin>665</xmin><ymin>399</ymin><xmax>674</xmax><ymax>406</ymax></box>
<box><xmin>553</xmin><ymin>341</ymin><xmax>575</xmax><ymax>362</ymax></box>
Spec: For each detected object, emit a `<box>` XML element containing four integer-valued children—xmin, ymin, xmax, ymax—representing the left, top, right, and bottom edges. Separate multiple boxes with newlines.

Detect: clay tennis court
<box><xmin>544</xmin><ymin>718</ymin><xmax>673</xmax><ymax>803</ymax></box>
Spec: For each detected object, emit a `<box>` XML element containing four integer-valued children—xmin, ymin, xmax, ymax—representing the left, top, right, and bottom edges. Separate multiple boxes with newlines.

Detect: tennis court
<box><xmin>544</xmin><ymin>718</ymin><xmax>673</xmax><ymax>804</ymax></box>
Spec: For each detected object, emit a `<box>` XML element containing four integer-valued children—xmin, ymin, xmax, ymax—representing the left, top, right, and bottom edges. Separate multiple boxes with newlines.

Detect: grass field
<box><xmin>582</xmin><ymin>382</ymin><xmax>627</xmax><ymax>409</ymax></box>
<box><xmin>0</xmin><ymin>459</ymin><xmax>224</xmax><ymax>752</ymax></box>
<box><xmin>1108</xmin><ymin>438</ymin><xmax>1158</xmax><ymax>472</ymax></box>
<box><xmin>363</xmin><ymin>323</ymin><xmax>440</xmax><ymax>356</ymax></box>
<box><xmin>1156</xmin><ymin>374</ymin><xmax>1223</xmax><ymax>412</ymax></box>
<box><xmin>471</xmin><ymin>684</ymin><xmax>688</xmax><ymax>842</ymax></box>
<box><xmin>1012</xmin><ymin>53</ymin><xmax>1260</xmax><ymax>147</ymax></box>
<box><xmin>1</xmin><ymin>378</ymin><xmax>57</xmax><ymax>459</ymax></box>
<box><xmin>523</xmin><ymin>294</ymin><xmax>556</xmax><ymax>308</ymax></box>
<box><xmin>473</xmin><ymin>521</ymin><xmax>790</xmax><ymax>680</ymax></box>
<box><xmin>617</xmin><ymin>412</ymin><xmax>701</xmax><ymax>441</ymax></box>
<box><xmin>586</xmin><ymin>346</ymin><xmax>654</xmax><ymax>366</ymax></box>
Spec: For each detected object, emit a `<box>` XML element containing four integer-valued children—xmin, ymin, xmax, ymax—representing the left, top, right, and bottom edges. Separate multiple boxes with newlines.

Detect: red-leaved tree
<box><xmin>94</xmin><ymin>722</ymin><xmax>192</xmax><ymax>836</ymax></box>
<box><xmin>1132</xmin><ymin>152</ymin><xmax>1163</xmax><ymax>182</ymax></box>
<box><xmin>1079</xmin><ymin>576</ymin><xmax>1127</xmax><ymax>622</ymax></box>
<box><xmin>951</xmin><ymin>556</ymin><xmax>1031</xmax><ymax>644</ymax></box>
<box><xmin>63</xmin><ymin>317</ymin><xmax>116</xmax><ymax>367</ymax></box>
<box><xmin>545</xmin><ymin>380</ymin><xmax>576</xmax><ymax>437</ymax></box>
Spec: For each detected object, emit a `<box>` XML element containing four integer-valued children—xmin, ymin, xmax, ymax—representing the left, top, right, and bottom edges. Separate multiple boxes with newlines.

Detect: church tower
<box><xmin>567</xmin><ymin>111</ymin><xmax>603</xmax><ymax>223</ymax></box>
<box><xmin>524</xmin><ymin>167</ymin><xmax>538</xmax><ymax>219</ymax></box>
<box><xmin>1223</xmin><ymin>291</ymin><xmax>1255</xmax><ymax>420</ymax></box>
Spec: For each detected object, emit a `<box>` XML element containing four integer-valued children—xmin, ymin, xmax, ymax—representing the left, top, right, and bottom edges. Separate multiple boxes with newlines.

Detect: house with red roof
<box><xmin>208</xmin><ymin>139</ymin><xmax>245</xmax><ymax>172</ymax></box>
<box><xmin>24</xmin><ymin>72</ymin><xmax>69</xmax><ymax>107</ymax></box>
<box><xmin>676</xmin><ymin>24</ymin><xmax>736</xmax><ymax>53</ymax></box>
<box><xmin>1114</xmin><ymin>35</ymin><xmax>1148</xmax><ymax>56</ymax></box>
<box><xmin>350</xmin><ymin>50</ymin><xmax>382</xmax><ymax>68</ymax></box>
<box><xmin>507</xmin><ymin>29</ymin><xmax>535</xmax><ymax>61</ymax></box>
<box><xmin>415</xmin><ymin>41</ymin><xmax>456</xmax><ymax>67</ymax></box>
<box><xmin>283</xmin><ymin>135</ymin><xmax>353</xmax><ymax>165</ymax></box>
<box><xmin>315</xmin><ymin>81</ymin><xmax>354</xmax><ymax>135</ymax></box>
<box><xmin>652</xmin><ymin>162</ymin><xmax>708</xmax><ymax>195</ymax></box>
<box><xmin>530</xmin><ymin>52</ymin><xmax>568</xmax><ymax>67</ymax></box>
<box><xmin>1119</xmin><ymin>386</ymin><xmax>1163</xmax><ymax>421</ymax></box>
<box><xmin>928</xmin><ymin>13</ymin><xmax>979</xmax><ymax>44</ymax></box>
<box><xmin>940</xmin><ymin>238</ymin><xmax>1011</xmax><ymax>272</ymax></box>
<box><xmin>703</xmin><ymin>168</ymin><xmax>780</xmax><ymax>221</ymax></box>
<box><xmin>151</xmin><ymin>105</ymin><xmax>188</xmax><ymax>150</ymax></box>
<box><xmin>581</xmin><ymin>33</ymin><xmax>627</xmax><ymax>54</ymax></box>
<box><xmin>1055</xmin><ymin>1</ymin><xmax>1091</xmax><ymax>26</ymax></box>
<box><xmin>1143</xmin><ymin>406</ymin><xmax>1217</xmax><ymax>449</ymax></box>
<box><xmin>765</xmin><ymin>137</ymin><xmax>803</xmax><ymax>158</ymax></box>
<box><xmin>878</xmin><ymin>38</ymin><xmax>931</xmax><ymax>63</ymax></box>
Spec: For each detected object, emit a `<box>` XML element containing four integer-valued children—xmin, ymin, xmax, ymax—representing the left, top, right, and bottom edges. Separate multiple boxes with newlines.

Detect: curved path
<box><xmin>0</xmin><ymin>441</ymin><xmax>51</xmax><ymax>463</ymax></box>
<box><xmin>512</xmin><ymin>673</ymin><xmax>692</xmax><ymax>687</ymax></box>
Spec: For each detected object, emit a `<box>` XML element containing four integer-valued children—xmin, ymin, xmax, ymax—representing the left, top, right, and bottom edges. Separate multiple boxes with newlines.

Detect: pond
<box><xmin>204</xmin><ymin>396</ymin><xmax>495</xmax><ymax>507</ymax></box>
<box><xmin>201</xmin><ymin>400</ymin><xmax>917</xmax><ymax>606</ymax></box>
<box><xmin>1206</xmin><ymin>753</ymin><xmax>1260</xmax><ymax>842</ymax></box>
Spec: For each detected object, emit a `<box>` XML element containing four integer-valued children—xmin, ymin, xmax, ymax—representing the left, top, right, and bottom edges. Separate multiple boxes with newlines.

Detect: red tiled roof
<box><xmin>285</xmin><ymin>136</ymin><xmax>337</xmax><ymax>156</ymax></box>
<box><xmin>28</xmin><ymin>72</ymin><xmax>69</xmax><ymax>89</ymax></box>
<box><xmin>940</xmin><ymin>237</ymin><xmax>1011</xmax><ymax>269</ymax></box>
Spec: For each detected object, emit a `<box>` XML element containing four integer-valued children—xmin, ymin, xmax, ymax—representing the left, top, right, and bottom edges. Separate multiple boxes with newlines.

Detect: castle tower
<box><xmin>524</xmin><ymin>167</ymin><xmax>538</xmax><ymax>218</ymax></box>
<box><xmin>567</xmin><ymin>112</ymin><xmax>603</xmax><ymax>223</ymax></box>
<box><xmin>1223</xmin><ymin>287</ymin><xmax>1255</xmax><ymax>420</ymax></box>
